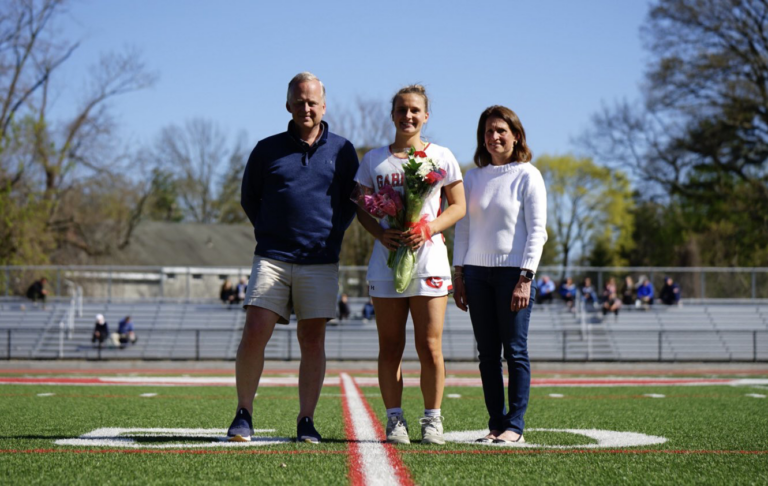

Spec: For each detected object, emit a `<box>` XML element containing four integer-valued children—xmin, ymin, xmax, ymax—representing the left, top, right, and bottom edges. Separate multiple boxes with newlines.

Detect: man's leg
<box><xmin>235</xmin><ymin>306</ymin><xmax>281</xmax><ymax>415</ymax></box>
<box><xmin>296</xmin><ymin>318</ymin><xmax>328</xmax><ymax>421</ymax></box>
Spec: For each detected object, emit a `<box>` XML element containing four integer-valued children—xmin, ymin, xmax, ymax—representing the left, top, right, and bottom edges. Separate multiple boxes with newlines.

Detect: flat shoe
<box><xmin>492</xmin><ymin>435</ymin><xmax>525</xmax><ymax>444</ymax></box>
<box><xmin>475</xmin><ymin>436</ymin><xmax>494</xmax><ymax>443</ymax></box>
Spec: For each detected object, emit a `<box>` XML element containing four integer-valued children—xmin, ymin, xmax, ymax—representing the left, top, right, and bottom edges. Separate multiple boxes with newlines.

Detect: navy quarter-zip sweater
<box><xmin>241</xmin><ymin>121</ymin><xmax>359</xmax><ymax>264</ymax></box>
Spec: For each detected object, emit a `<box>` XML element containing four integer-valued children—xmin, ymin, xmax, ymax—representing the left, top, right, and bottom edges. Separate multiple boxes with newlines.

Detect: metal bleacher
<box><xmin>1</xmin><ymin>298</ymin><xmax>767</xmax><ymax>361</ymax></box>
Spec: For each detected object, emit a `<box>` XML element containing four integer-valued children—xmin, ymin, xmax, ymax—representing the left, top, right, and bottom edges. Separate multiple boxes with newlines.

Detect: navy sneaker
<box><xmin>227</xmin><ymin>408</ymin><xmax>254</xmax><ymax>442</ymax></box>
<box><xmin>296</xmin><ymin>416</ymin><xmax>321</xmax><ymax>444</ymax></box>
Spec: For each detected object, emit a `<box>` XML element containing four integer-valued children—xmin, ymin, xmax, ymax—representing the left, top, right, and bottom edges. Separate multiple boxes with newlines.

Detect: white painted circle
<box><xmin>443</xmin><ymin>428</ymin><xmax>667</xmax><ymax>449</ymax></box>
<box><xmin>55</xmin><ymin>428</ymin><xmax>291</xmax><ymax>448</ymax></box>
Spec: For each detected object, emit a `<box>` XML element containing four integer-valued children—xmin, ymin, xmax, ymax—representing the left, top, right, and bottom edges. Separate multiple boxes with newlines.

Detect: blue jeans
<box><xmin>464</xmin><ymin>265</ymin><xmax>535</xmax><ymax>434</ymax></box>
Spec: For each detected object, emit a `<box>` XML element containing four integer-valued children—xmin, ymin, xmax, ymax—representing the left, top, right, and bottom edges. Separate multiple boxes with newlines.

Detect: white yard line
<box><xmin>340</xmin><ymin>373</ymin><xmax>412</xmax><ymax>486</ymax></box>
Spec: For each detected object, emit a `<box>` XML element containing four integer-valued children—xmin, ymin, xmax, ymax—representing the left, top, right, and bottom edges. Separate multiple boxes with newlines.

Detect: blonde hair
<box><xmin>287</xmin><ymin>72</ymin><xmax>326</xmax><ymax>103</ymax></box>
<box><xmin>390</xmin><ymin>84</ymin><xmax>429</xmax><ymax>116</ymax></box>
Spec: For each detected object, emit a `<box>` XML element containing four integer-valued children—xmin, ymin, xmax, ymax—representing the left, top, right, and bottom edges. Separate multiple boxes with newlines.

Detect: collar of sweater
<box><xmin>483</xmin><ymin>161</ymin><xmax>527</xmax><ymax>173</ymax></box>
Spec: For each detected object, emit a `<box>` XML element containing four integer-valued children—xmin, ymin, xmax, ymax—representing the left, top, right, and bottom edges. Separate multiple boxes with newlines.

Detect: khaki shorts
<box><xmin>245</xmin><ymin>256</ymin><xmax>339</xmax><ymax>324</ymax></box>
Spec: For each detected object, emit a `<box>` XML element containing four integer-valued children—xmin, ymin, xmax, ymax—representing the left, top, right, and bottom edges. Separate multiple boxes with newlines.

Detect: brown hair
<box><xmin>473</xmin><ymin>105</ymin><xmax>532</xmax><ymax>167</ymax></box>
<box><xmin>390</xmin><ymin>84</ymin><xmax>429</xmax><ymax>116</ymax></box>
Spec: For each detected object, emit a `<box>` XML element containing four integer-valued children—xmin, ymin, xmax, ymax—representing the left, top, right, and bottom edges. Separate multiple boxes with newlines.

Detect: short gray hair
<box><xmin>287</xmin><ymin>72</ymin><xmax>326</xmax><ymax>103</ymax></box>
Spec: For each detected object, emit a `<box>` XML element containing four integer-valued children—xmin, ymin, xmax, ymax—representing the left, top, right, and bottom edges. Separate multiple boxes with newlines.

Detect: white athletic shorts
<box><xmin>244</xmin><ymin>256</ymin><xmax>338</xmax><ymax>324</ymax></box>
<box><xmin>368</xmin><ymin>276</ymin><xmax>452</xmax><ymax>298</ymax></box>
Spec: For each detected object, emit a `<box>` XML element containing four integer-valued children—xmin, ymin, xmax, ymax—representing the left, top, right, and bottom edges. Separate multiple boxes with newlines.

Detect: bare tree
<box><xmin>0</xmin><ymin>0</ymin><xmax>157</xmax><ymax>263</ymax></box>
<box><xmin>326</xmin><ymin>96</ymin><xmax>393</xmax><ymax>154</ymax></box>
<box><xmin>151</xmin><ymin>118</ymin><xmax>246</xmax><ymax>224</ymax></box>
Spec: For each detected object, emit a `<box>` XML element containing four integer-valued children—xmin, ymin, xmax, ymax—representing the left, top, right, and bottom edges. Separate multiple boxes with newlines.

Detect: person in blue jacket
<box><xmin>227</xmin><ymin>72</ymin><xmax>359</xmax><ymax>445</ymax></box>
<box><xmin>636</xmin><ymin>278</ymin><xmax>655</xmax><ymax>308</ymax></box>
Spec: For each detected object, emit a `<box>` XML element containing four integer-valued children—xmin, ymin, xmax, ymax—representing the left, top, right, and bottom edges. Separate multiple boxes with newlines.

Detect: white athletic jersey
<box><xmin>354</xmin><ymin>143</ymin><xmax>463</xmax><ymax>281</ymax></box>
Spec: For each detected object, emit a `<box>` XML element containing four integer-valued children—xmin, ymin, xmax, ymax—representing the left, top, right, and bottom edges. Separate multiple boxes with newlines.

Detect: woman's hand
<box><xmin>453</xmin><ymin>276</ymin><xmax>468</xmax><ymax>311</ymax></box>
<box><xmin>402</xmin><ymin>222</ymin><xmax>435</xmax><ymax>250</ymax></box>
<box><xmin>511</xmin><ymin>278</ymin><xmax>531</xmax><ymax>312</ymax></box>
<box><xmin>378</xmin><ymin>228</ymin><xmax>404</xmax><ymax>251</ymax></box>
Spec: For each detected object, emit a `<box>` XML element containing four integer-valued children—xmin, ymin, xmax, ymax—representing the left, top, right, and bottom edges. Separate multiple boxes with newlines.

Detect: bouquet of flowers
<box><xmin>352</xmin><ymin>147</ymin><xmax>446</xmax><ymax>293</ymax></box>
<box><xmin>351</xmin><ymin>183</ymin><xmax>406</xmax><ymax>267</ymax></box>
<box><xmin>391</xmin><ymin>147</ymin><xmax>446</xmax><ymax>292</ymax></box>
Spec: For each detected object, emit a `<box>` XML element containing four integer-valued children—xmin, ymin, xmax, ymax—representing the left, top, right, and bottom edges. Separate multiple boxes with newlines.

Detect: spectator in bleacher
<box><xmin>337</xmin><ymin>293</ymin><xmax>350</xmax><ymax>321</ymax></box>
<box><xmin>453</xmin><ymin>105</ymin><xmax>547</xmax><ymax>445</ymax></box>
<box><xmin>660</xmin><ymin>276</ymin><xmax>681</xmax><ymax>306</ymax></box>
<box><xmin>220</xmin><ymin>280</ymin><xmax>236</xmax><ymax>306</ymax></box>
<box><xmin>91</xmin><ymin>314</ymin><xmax>109</xmax><ymax>346</ymax></box>
<box><xmin>537</xmin><ymin>275</ymin><xmax>555</xmax><ymax>304</ymax></box>
<box><xmin>602</xmin><ymin>291</ymin><xmax>621</xmax><ymax>318</ymax></box>
<box><xmin>26</xmin><ymin>277</ymin><xmax>48</xmax><ymax>308</ymax></box>
<box><xmin>219</xmin><ymin>279</ymin><xmax>237</xmax><ymax>305</ymax></box>
<box><xmin>116</xmin><ymin>316</ymin><xmax>137</xmax><ymax>348</ymax></box>
<box><xmin>233</xmin><ymin>277</ymin><xmax>248</xmax><ymax>305</ymax></box>
<box><xmin>603</xmin><ymin>277</ymin><xmax>618</xmax><ymax>299</ymax></box>
<box><xmin>227</xmin><ymin>72</ymin><xmax>359</xmax><ymax>445</ymax></box>
<box><xmin>559</xmin><ymin>278</ymin><xmax>577</xmax><ymax>311</ymax></box>
<box><xmin>636</xmin><ymin>278</ymin><xmax>655</xmax><ymax>309</ymax></box>
<box><xmin>362</xmin><ymin>298</ymin><xmax>375</xmax><ymax>321</ymax></box>
<box><xmin>579</xmin><ymin>277</ymin><xmax>599</xmax><ymax>309</ymax></box>
<box><xmin>620</xmin><ymin>276</ymin><xmax>635</xmax><ymax>306</ymax></box>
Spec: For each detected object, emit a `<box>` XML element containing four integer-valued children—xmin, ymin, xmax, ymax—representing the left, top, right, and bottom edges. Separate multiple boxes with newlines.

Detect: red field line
<box><xmin>340</xmin><ymin>375</ymin><xmax>366</xmax><ymax>486</ymax></box>
<box><xmin>403</xmin><ymin>449</ymin><xmax>768</xmax><ymax>455</ymax></box>
<box><xmin>0</xmin><ymin>377</ymin><xmax>741</xmax><ymax>387</ymax></box>
<box><xmin>2</xmin><ymin>448</ymin><xmax>766</xmax><ymax>456</ymax></box>
<box><xmin>348</xmin><ymin>375</ymin><xmax>414</xmax><ymax>486</ymax></box>
<box><xmin>1</xmin><ymin>368</ymin><xmax>766</xmax><ymax>376</ymax></box>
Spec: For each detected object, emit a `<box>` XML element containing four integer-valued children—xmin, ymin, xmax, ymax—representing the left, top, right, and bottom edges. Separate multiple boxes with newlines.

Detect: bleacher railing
<box><xmin>1</xmin><ymin>327</ymin><xmax>766</xmax><ymax>362</ymax></box>
<box><xmin>2</xmin><ymin>265</ymin><xmax>768</xmax><ymax>301</ymax></box>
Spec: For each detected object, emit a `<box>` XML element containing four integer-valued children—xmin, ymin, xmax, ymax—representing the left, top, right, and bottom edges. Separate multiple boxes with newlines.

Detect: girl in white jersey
<box><xmin>355</xmin><ymin>85</ymin><xmax>465</xmax><ymax>445</ymax></box>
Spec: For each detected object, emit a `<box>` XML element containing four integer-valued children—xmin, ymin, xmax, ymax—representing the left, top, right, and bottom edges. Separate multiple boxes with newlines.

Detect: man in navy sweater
<box><xmin>227</xmin><ymin>72</ymin><xmax>359</xmax><ymax>444</ymax></box>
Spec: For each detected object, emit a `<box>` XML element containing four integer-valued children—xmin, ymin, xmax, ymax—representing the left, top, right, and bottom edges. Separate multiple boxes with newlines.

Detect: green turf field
<box><xmin>0</xmin><ymin>374</ymin><xmax>767</xmax><ymax>485</ymax></box>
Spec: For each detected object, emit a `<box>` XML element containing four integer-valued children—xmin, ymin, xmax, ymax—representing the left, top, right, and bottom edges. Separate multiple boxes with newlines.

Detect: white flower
<box><xmin>416</xmin><ymin>160</ymin><xmax>433</xmax><ymax>179</ymax></box>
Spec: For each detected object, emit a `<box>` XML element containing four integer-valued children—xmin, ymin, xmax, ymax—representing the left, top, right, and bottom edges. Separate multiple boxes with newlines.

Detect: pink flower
<box><xmin>380</xmin><ymin>184</ymin><xmax>404</xmax><ymax>211</ymax></box>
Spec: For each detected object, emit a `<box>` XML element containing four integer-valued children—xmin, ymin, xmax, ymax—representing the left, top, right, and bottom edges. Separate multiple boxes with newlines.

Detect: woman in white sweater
<box><xmin>453</xmin><ymin>105</ymin><xmax>547</xmax><ymax>444</ymax></box>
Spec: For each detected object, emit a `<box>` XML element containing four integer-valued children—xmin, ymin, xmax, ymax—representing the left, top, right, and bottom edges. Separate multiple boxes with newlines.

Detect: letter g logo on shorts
<box><xmin>426</xmin><ymin>277</ymin><xmax>443</xmax><ymax>289</ymax></box>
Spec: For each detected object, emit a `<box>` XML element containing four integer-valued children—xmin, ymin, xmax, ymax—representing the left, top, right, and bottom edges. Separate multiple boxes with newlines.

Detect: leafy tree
<box><xmin>536</xmin><ymin>155</ymin><xmax>634</xmax><ymax>272</ymax></box>
<box><xmin>144</xmin><ymin>168</ymin><xmax>183</xmax><ymax>222</ymax></box>
<box><xmin>584</xmin><ymin>0</ymin><xmax>768</xmax><ymax>265</ymax></box>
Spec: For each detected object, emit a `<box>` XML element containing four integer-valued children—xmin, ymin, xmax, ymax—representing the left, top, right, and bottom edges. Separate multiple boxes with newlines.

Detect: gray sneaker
<box><xmin>386</xmin><ymin>415</ymin><xmax>410</xmax><ymax>444</ymax></box>
<box><xmin>420</xmin><ymin>416</ymin><xmax>445</xmax><ymax>445</ymax></box>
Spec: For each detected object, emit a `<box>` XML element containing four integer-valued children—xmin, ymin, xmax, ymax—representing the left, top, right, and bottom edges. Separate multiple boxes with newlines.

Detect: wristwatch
<box><xmin>520</xmin><ymin>269</ymin><xmax>535</xmax><ymax>281</ymax></box>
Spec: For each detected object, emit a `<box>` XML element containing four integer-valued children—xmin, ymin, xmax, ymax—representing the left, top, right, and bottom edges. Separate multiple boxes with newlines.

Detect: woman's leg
<box><xmin>410</xmin><ymin>295</ymin><xmax>448</xmax><ymax>409</ymax></box>
<box><xmin>464</xmin><ymin>266</ymin><xmax>506</xmax><ymax>432</ymax></box>
<box><xmin>495</xmin><ymin>269</ymin><xmax>533</xmax><ymax>436</ymax></box>
<box><xmin>372</xmin><ymin>297</ymin><xmax>410</xmax><ymax>409</ymax></box>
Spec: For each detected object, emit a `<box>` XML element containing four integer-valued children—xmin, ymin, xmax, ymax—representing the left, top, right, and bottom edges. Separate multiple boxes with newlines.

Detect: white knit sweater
<box><xmin>452</xmin><ymin>162</ymin><xmax>548</xmax><ymax>271</ymax></box>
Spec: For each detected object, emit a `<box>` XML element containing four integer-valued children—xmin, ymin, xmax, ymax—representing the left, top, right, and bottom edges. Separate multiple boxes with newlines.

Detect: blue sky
<box><xmin>53</xmin><ymin>0</ymin><xmax>651</xmax><ymax>164</ymax></box>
